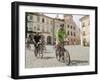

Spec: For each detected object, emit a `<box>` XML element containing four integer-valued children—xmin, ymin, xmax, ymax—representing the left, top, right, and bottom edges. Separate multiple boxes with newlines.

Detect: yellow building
<box><xmin>80</xmin><ymin>15</ymin><xmax>90</xmax><ymax>46</ymax></box>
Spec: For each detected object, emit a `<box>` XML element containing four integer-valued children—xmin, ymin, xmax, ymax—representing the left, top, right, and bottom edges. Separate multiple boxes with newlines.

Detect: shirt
<box><xmin>34</xmin><ymin>35</ymin><xmax>41</xmax><ymax>43</ymax></box>
<box><xmin>56</xmin><ymin>29</ymin><xmax>67</xmax><ymax>43</ymax></box>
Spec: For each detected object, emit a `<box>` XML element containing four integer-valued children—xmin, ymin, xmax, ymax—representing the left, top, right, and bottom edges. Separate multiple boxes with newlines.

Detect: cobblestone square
<box><xmin>25</xmin><ymin>45</ymin><xmax>89</xmax><ymax>68</ymax></box>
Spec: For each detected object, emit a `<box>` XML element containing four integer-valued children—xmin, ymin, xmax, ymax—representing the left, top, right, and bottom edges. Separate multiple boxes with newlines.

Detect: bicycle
<box><xmin>34</xmin><ymin>42</ymin><xmax>44</xmax><ymax>59</ymax></box>
<box><xmin>56</xmin><ymin>42</ymin><xmax>70</xmax><ymax>65</ymax></box>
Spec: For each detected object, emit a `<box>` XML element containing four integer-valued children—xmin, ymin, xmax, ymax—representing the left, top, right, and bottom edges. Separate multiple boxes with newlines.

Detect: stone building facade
<box><xmin>64</xmin><ymin>15</ymin><xmax>81</xmax><ymax>45</ymax></box>
<box><xmin>80</xmin><ymin>15</ymin><xmax>90</xmax><ymax>46</ymax></box>
<box><xmin>26</xmin><ymin>12</ymin><xmax>54</xmax><ymax>45</ymax></box>
<box><xmin>26</xmin><ymin>12</ymin><xmax>81</xmax><ymax>45</ymax></box>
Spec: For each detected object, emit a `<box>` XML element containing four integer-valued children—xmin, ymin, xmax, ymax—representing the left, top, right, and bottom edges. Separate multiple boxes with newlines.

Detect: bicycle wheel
<box><xmin>39</xmin><ymin>46</ymin><xmax>43</xmax><ymax>59</ymax></box>
<box><xmin>56</xmin><ymin>49</ymin><xmax>60</xmax><ymax>61</ymax></box>
<box><xmin>38</xmin><ymin>45</ymin><xmax>43</xmax><ymax>59</ymax></box>
<box><xmin>34</xmin><ymin>47</ymin><xmax>38</xmax><ymax>58</ymax></box>
<box><xmin>63</xmin><ymin>49</ymin><xmax>70</xmax><ymax>65</ymax></box>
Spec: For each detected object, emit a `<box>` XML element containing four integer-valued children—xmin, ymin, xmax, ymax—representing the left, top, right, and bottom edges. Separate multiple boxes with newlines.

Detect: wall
<box><xmin>0</xmin><ymin>0</ymin><xmax>99</xmax><ymax>81</ymax></box>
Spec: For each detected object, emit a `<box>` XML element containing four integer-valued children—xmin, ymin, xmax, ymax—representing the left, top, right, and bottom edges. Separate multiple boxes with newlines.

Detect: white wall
<box><xmin>0</xmin><ymin>0</ymin><xmax>99</xmax><ymax>81</ymax></box>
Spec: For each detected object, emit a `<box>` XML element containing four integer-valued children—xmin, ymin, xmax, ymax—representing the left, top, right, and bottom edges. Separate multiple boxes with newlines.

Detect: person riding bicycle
<box><xmin>55</xmin><ymin>24</ymin><xmax>68</xmax><ymax>60</ymax></box>
<box><xmin>33</xmin><ymin>32</ymin><xmax>41</xmax><ymax>48</ymax></box>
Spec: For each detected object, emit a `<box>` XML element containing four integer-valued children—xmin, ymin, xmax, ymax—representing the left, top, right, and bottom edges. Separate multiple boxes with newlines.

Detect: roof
<box><xmin>79</xmin><ymin>15</ymin><xmax>89</xmax><ymax>21</ymax></box>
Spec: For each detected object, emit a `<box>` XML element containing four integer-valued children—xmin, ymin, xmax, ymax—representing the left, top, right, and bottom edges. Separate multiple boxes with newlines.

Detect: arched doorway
<box><xmin>47</xmin><ymin>36</ymin><xmax>52</xmax><ymax>45</ymax></box>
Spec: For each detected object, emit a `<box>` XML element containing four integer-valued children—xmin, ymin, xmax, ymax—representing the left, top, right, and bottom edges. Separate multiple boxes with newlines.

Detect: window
<box><xmin>71</xmin><ymin>31</ymin><xmax>73</xmax><ymax>36</ymax></box>
<box><xmin>30</xmin><ymin>15</ymin><xmax>33</xmax><ymax>20</ymax></box>
<box><xmin>28</xmin><ymin>27</ymin><xmax>33</xmax><ymax>31</ymax></box>
<box><xmin>27</xmin><ymin>15</ymin><xmax>33</xmax><ymax>21</ymax></box>
<box><xmin>74</xmin><ymin>27</ymin><xmax>75</xmax><ymax>30</ymax></box>
<box><xmin>74</xmin><ymin>32</ymin><xmax>75</xmax><ymax>36</ymax></box>
<box><xmin>82</xmin><ymin>23</ymin><xmax>85</xmax><ymax>27</ymax></box>
<box><xmin>51</xmin><ymin>21</ymin><xmax>53</xmax><ymax>24</ymax></box>
<box><xmin>34</xmin><ymin>26</ymin><xmax>36</xmax><ymax>31</ymax></box>
<box><xmin>83</xmin><ymin>38</ymin><xmax>86</xmax><ymax>41</ymax></box>
<box><xmin>37</xmin><ymin>25</ymin><xmax>40</xmax><ymax>30</ymax></box>
<box><xmin>83</xmin><ymin>31</ymin><xmax>85</xmax><ymax>36</ymax></box>
<box><xmin>27</xmin><ymin>22</ymin><xmax>33</xmax><ymax>31</ymax></box>
<box><xmin>67</xmin><ymin>25</ymin><xmax>69</xmax><ymax>28</ymax></box>
<box><xmin>68</xmin><ymin>31</ymin><xmax>69</xmax><ymax>35</ymax></box>
<box><xmin>71</xmin><ymin>26</ymin><xmax>72</xmax><ymax>29</ymax></box>
<box><xmin>42</xmin><ymin>18</ymin><xmax>45</xmax><ymax>23</ymax></box>
<box><xmin>74</xmin><ymin>39</ymin><xmax>75</xmax><ymax>42</ymax></box>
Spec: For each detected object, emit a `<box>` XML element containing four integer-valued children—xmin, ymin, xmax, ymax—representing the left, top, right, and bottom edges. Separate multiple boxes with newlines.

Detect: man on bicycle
<box><xmin>55</xmin><ymin>24</ymin><xmax>68</xmax><ymax>60</ymax></box>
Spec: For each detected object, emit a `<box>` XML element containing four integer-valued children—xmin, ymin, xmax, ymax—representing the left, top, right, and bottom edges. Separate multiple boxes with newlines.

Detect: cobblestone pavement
<box><xmin>25</xmin><ymin>45</ymin><xmax>89</xmax><ymax>68</ymax></box>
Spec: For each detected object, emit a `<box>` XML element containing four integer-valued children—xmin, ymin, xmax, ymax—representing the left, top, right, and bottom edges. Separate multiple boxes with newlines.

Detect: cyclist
<box><xmin>55</xmin><ymin>24</ymin><xmax>68</xmax><ymax>61</ymax></box>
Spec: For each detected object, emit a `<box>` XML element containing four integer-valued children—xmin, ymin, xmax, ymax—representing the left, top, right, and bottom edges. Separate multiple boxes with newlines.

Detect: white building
<box><xmin>26</xmin><ymin>12</ymin><xmax>54</xmax><ymax>45</ymax></box>
<box><xmin>80</xmin><ymin>15</ymin><xmax>90</xmax><ymax>46</ymax></box>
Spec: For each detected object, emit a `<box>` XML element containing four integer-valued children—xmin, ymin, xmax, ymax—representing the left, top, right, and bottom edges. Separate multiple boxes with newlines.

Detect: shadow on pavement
<box><xmin>69</xmin><ymin>60</ymin><xmax>89</xmax><ymax>66</ymax></box>
<box><xmin>42</xmin><ymin>56</ymin><xmax>55</xmax><ymax>60</ymax></box>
